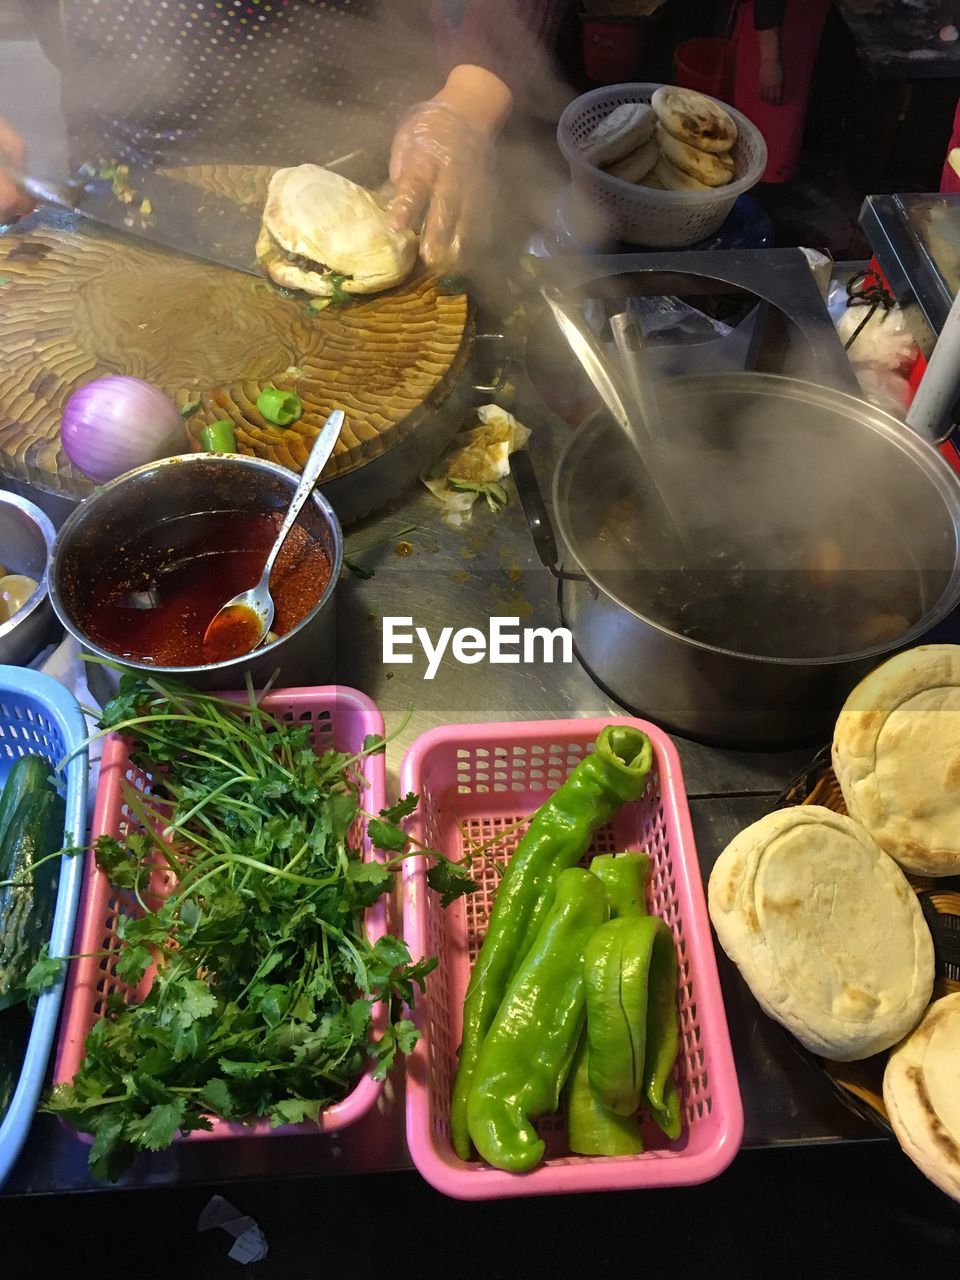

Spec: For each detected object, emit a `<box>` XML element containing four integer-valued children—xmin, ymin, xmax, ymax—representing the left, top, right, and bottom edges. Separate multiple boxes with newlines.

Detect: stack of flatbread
<box><xmin>709</xmin><ymin>643</ymin><xmax>960</xmax><ymax>1202</ymax></box>
<box><xmin>580</xmin><ymin>87</ymin><xmax>738</xmax><ymax>192</ymax></box>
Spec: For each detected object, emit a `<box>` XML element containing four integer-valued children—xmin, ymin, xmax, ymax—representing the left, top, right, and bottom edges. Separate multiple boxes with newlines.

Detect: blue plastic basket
<box><xmin>0</xmin><ymin>667</ymin><xmax>88</xmax><ymax>1187</ymax></box>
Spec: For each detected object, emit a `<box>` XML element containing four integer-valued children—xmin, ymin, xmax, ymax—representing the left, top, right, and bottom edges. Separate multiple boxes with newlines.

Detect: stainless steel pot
<box><xmin>49</xmin><ymin>454</ymin><xmax>342</xmax><ymax>702</ymax></box>
<box><xmin>0</xmin><ymin>490</ymin><xmax>59</xmax><ymax>665</ymax></box>
<box><xmin>515</xmin><ymin>374</ymin><xmax>960</xmax><ymax>749</ymax></box>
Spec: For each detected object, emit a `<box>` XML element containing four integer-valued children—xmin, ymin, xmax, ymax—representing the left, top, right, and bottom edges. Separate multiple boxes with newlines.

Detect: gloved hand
<box><xmin>0</xmin><ymin>118</ymin><xmax>34</xmax><ymax>225</ymax></box>
<box><xmin>388</xmin><ymin>99</ymin><xmax>494</xmax><ymax>272</ymax></box>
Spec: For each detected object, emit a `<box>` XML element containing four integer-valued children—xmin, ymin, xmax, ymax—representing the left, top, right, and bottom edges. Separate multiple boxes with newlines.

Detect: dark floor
<box><xmin>1</xmin><ymin>1141</ymin><xmax>958</xmax><ymax>1278</ymax></box>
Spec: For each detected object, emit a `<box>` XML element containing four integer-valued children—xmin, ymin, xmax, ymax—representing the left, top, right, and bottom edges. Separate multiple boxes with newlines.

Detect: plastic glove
<box><xmin>388</xmin><ymin>100</ymin><xmax>494</xmax><ymax>272</ymax></box>
<box><xmin>0</xmin><ymin>118</ymin><xmax>33</xmax><ymax>224</ymax></box>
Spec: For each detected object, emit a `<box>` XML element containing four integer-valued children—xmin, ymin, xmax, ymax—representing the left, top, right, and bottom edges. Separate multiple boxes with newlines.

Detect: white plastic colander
<box><xmin>557</xmin><ymin>83</ymin><xmax>768</xmax><ymax>248</ymax></box>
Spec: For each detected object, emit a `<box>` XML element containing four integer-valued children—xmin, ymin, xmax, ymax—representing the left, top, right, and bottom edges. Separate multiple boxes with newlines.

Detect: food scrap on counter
<box><xmin>422</xmin><ymin>404</ymin><xmax>531</xmax><ymax>525</ymax></box>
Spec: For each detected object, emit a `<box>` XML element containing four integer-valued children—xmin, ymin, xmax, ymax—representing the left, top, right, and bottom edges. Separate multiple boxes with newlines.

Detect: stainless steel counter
<box><xmin>1</xmin><ymin>308</ymin><xmax>885</xmax><ymax>1194</ymax></box>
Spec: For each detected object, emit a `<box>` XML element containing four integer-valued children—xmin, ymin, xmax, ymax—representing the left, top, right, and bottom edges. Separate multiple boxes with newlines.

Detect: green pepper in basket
<box><xmin>466</xmin><ymin>867</ymin><xmax>608</xmax><ymax>1172</ymax></box>
<box><xmin>563</xmin><ymin>1032</ymin><xmax>644</xmax><ymax>1157</ymax></box>
<box><xmin>590</xmin><ymin>852</ymin><xmax>650</xmax><ymax>919</ymax></box>
<box><xmin>643</xmin><ymin>923</ymin><xmax>682</xmax><ymax>1140</ymax></box>
<box><xmin>563</xmin><ymin>853</ymin><xmax>650</xmax><ymax>1157</ymax></box>
<box><xmin>450</xmin><ymin>726</ymin><xmax>653</xmax><ymax>1161</ymax></box>
<box><xmin>585</xmin><ymin>914</ymin><xmax>681</xmax><ymax>1135</ymax></box>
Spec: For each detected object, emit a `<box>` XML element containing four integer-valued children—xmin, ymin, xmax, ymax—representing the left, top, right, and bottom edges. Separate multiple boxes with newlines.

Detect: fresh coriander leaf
<box><xmin>199</xmin><ymin>1078</ymin><xmax>235</xmax><ymax>1117</ymax></box>
<box><xmin>269</xmin><ymin>1098</ymin><xmax>323</xmax><ymax>1127</ymax></box>
<box><xmin>379</xmin><ymin>793</ymin><xmax>418</xmax><ymax>824</ymax></box>
<box><xmin>370</xmin><ymin>1019</ymin><xmax>421</xmax><ymax>1081</ymax></box>
<box><xmin>125</xmin><ymin>1099</ymin><xmax>185</xmax><ymax>1151</ymax></box>
<box><xmin>218</xmin><ymin>1058</ymin><xmax>263</xmax><ymax>1080</ymax></box>
<box><xmin>176</xmin><ymin>979</ymin><xmax>216</xmax><ymax>1027</ymax></box>
<box><xmin>362</xmin><ymin>733</ymin><xmax>386</xmax><ymax>756</ymax></box>
<box><xmin>0</xmin><ymin>277</ymin><xmax>10</xmax><ymax>288</ymax></box>
<box><xmin>367</xmin><ymin>818</ymin><xmax>408</xmax><ymax>854</ymax></box>
<box><xmin>343</xmin><ymin>557</ymin><xmax>375</xmax><ymax>580</ymax></box>
<box><xmin>426</xmin><ymin>856</ymin><xmax>477</xmax><ymax>907</ymax></box>
<box><xmin>25</xmin><ymin>945</ymin><xmax>63</xmax><ymax>997</ymax></box>
<box><xmin>114</xmin><ymin>942</ymin><xmax>152</xmax><ymax>986</ymax></box>
<box><xmin>346</xmin><ymin>860</ymin><xmax>393</xmax><ymax>904</ymax></box>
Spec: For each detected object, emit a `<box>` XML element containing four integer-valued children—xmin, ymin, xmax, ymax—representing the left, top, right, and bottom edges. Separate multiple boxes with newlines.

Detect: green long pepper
<box><xmin>564</xmin><ymin>853</ymin><xmax>650</xmax><ymax>1157</ymax></box>
<box><xmin>466</xmin><ymin>867</ymin><xmax>609</xmax><ymax>1172</ymax></box>
<box><xmin>450</xmin><ymin>726</ymin><xmax>653</xmax><ymax>1161</ymax></box>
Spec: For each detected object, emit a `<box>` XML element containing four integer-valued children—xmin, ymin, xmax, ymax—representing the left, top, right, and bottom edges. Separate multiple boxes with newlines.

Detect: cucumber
<box><xmin>0</xmin><ymin>756</ymin><xmax>50</xmax><ymax>857</ymax></box>
<box><xmin>0</xmin><ymin>786</ymin><xmax>66</xmax><ymax>1012</ymax></box>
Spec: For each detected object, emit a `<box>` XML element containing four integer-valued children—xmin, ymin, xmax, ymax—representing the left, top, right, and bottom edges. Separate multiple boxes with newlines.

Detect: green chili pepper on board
<box><xmin>257</xmin><ymin>387</ymin><xmax>302</xmax><ymax>426</ymax></box>
<box><xmin>466</xmin><ymin>867</ymin><xmax>608</xmax><ymax>1173</ymax></box>
<box><xmin>199</xmin><ymin>420</ymin><xmax>236</xmax><ymax>453</ymax></box>
<box><xmin>450</xmin><ymin>726</ymin><xmax>653</xmax><ymax>1161</ymax></box>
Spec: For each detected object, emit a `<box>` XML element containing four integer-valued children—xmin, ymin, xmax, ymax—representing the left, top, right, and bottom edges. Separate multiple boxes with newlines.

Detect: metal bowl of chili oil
<box><xmin>48</xmin><ymin>453</ymin><xmax>342</xmax><ymax>698</ymax></box>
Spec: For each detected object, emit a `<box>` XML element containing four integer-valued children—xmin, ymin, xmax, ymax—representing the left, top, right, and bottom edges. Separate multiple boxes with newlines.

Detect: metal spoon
<box><xmin>202</xmin><ymin>408</ymin><xmax>345</xmax><ymax>655</ymax></box>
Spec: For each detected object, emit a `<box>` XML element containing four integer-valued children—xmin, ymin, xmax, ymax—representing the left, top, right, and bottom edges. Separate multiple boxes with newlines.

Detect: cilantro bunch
<box><xmin>45</xmin><ymin>676</ymin><xmax>467</xmax><ymax>1180</ymax></box>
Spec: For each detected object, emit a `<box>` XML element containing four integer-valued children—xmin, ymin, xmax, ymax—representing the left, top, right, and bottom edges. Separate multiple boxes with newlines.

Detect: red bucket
<box><xmin>674</xmin><ymin>37</ymin><xmax>735</xmax><ymax>102</ymax></box>
<box><xmin>581</xmin><ymin>17</ymin><xmax>648</xmax><ymax>85</ymax></box>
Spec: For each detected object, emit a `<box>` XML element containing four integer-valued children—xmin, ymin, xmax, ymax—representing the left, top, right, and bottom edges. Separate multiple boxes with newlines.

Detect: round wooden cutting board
<box><xmin>0</xmin><ymin>165</ymin><xmax>471</xmax><ymax>510</ymax></box>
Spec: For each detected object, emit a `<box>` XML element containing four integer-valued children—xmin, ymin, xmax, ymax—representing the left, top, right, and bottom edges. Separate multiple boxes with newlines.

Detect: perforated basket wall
<box><xmin>0</xmin><ymin>668</ymin><xmax>88</xmax><ymax>1187</ymax></box>
<box><xmin>557</xmin><ymin>83</ymin><xmax>767</xmax><ymax>247</ymax></box>
<box><xmin>400</xmin><ymin>716</ymin><xmax>743</xmax><ymax>1199</ymax></box>
<box><xmin>53</xmin><ymin>686</ymin><xmax>387</xmax><ymax>1142</ymax></box>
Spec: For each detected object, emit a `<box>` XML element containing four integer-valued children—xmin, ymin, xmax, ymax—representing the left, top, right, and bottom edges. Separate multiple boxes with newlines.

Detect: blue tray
<box><xmin>0</xmin><ymin>667</ymin><xmax>88</xmax><ymax>1186</ymax></box>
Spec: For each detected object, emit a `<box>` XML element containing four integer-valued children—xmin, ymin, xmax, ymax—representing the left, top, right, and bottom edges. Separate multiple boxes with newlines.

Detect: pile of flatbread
<box><xmin>579</xmin><ymin>86</ymin><xmax>738</xmax><ymax>192</ymax></box>
<box><xmin>709</xmin><ymin>644</ymin><xmax>960</xmax><ymax>1202</ymax></box>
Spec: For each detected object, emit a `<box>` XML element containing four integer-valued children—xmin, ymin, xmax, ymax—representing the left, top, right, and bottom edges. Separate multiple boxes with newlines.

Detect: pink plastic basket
<box><xmin>400</xmin><ymin>716</ymin><xmax>743</xmax><ymax>1199</ymax></box>
<box><xmin>54</xmin><ymin>685</ymin><xmax>387</xmax><ymax>1141</ymax></box>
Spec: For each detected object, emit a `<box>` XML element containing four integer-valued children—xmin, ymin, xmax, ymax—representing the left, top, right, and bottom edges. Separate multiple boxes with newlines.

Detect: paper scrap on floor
<box><xmin>422</xmin><ymin>404</ymin><xmax>531</xmax><ymax>526</ymax></box>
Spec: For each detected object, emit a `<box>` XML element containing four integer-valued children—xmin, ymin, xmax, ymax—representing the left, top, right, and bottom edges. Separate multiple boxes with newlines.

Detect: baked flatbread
<box><xmin>651</xmin><ymin>86</ymin><xmax>737</xmax><ymax>154</ymax></box>
<box><xmin>582</xmin><ymin>103</ymin><xmax>656</xmax><ymax>167</ymax></box>
<box><xmin>708</xmin><ymin>806</ymin><xmax>934</xmax><ymax>1060</ymax></box>
<box><xmin>884</xmin><ymin>993</ymin><xmax>960</xmax><ymax>1203</ymax></box>
<box><xmin>656</xmin><ymin>124</ymin><xmax>735</xmax><ymax>187</ymax></box>
<box><xmin>832</xmin><ymin>645</ymin><xmax>960</xmax><ymax>877</ymax></box>
<box><xmin>652</xmin><ymin>156</ymin><xmax>711</xmax><ymax>192</ymax></box>
<box><xmin>606</xmin><ymin>138</ymin><xmax>660</xmax><ymax>183</ymax></box>
<box><xmin>257</xmin><ymin>165</ymin><xmax>417</xmax><ymax>297</ymax></box>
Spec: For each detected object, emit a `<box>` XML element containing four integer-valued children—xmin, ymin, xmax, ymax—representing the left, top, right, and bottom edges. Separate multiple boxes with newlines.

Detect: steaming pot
<box><xmin>516</xmin><ymin>374</ymin><xmax>960</xmax><ymax>749</ymax></box>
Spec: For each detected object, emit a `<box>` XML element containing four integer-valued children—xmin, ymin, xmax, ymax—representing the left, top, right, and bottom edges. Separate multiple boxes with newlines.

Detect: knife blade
<box><xmin>5</xmin><ymin>163</ymin><xmax>264</xmax><ymax>277</ymax></box>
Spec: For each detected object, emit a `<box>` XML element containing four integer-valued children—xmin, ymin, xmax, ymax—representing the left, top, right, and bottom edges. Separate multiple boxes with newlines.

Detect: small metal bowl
<box><xmin>0</xmin><ymin>490</ymin><xmax>58</xmax><ymax>666</ymax></box>
<box><xmin>48</xmin><ymin>454</ymin><xmax>343</xmax><ymax>701</ymax></box>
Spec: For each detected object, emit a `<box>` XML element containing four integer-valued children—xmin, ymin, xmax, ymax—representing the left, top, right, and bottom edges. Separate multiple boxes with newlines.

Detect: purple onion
<box><xmin>61</xmin><ymin>375</ymin><xmax>187</xmax><ymax>483</ymax></box>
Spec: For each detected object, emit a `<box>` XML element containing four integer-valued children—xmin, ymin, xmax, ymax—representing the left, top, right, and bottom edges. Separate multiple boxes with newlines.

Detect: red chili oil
<box><xmin>75</xmin><ymin>511</ymin><xmax>332</xmax><ymax>666</ymax></box>
<box><xmin>202</xmin><ymin>603</ymin><xmax>264</xmax><ymax>665</ymax></box>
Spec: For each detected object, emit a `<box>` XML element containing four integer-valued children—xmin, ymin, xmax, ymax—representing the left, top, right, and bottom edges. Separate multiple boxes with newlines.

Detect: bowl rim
<box><xmin>0</xmin><ymin>490</ymin><xmax>56</xmax><ymax>644</ymax></box>
<box><xmin>557</xmin><ymin>81</ymin><xmax>768</xmax><ymax>205</ymax></box>
<box><xmin>47</xmin><ymin>452</ymin><xmax>343</xmax><ymax>675</ymax></box>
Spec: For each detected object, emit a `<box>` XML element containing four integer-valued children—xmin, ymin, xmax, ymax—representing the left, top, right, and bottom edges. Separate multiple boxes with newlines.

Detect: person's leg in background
<box><xmin>732</xmin><ymin>0</ymin><xmax>832</xmax><ymax>184</ymax></box>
